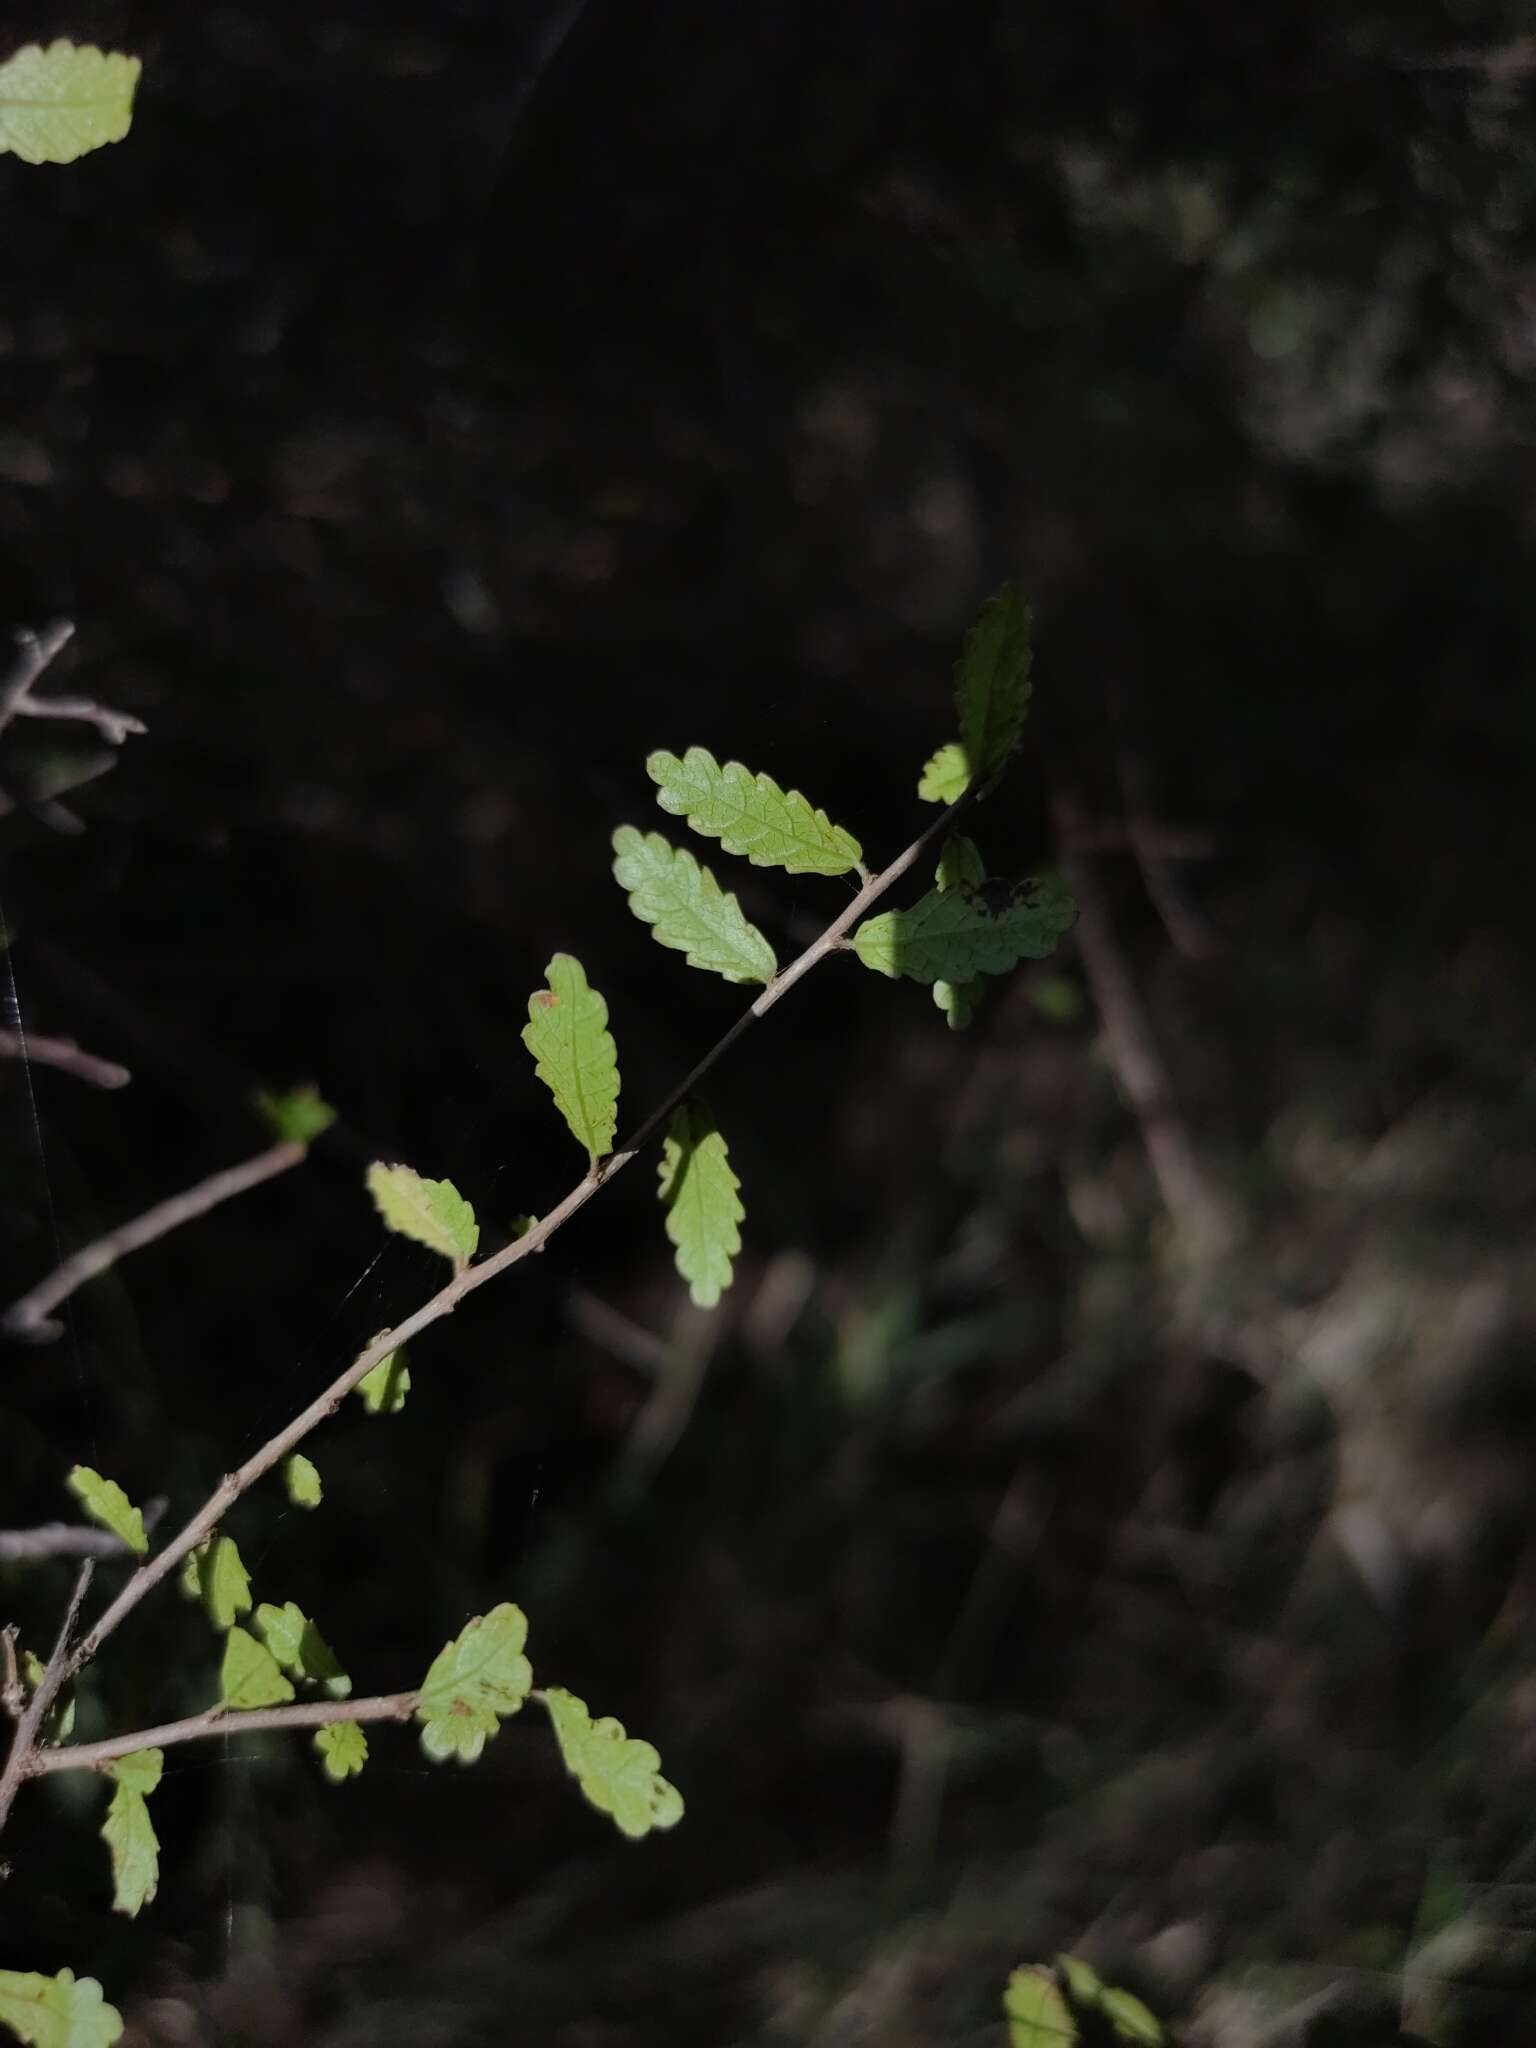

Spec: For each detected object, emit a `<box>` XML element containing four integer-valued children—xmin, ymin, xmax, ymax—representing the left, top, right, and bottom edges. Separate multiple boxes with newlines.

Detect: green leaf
<box><xmin>935</xmin><ymin>835</ymin><xmax>986</xmax><ymax>892</ymax></box>
<box><xmin>657</xmin><ymin>1105</ymin><xmax>743</xmax><ymax>1309</ymax></box>
<box><xmin>355</xmin><ymin>1344</ymin><xmax>410</xmax><ymax>1414</ymax></box>
<box><xmin>521</xmin><ymin>954</ymin><xmax>621</xmax><ymax>1165</ymax></box>
<box><xmin>283</xmin><ymin>1453</ymin><xmax>322</xmax><ymax>1509</ymax></box>
<box><xmin>314</xmin><ymin>1720</ymin><xmax>368</xmax><ymax>1782</ymax></box>
<box><xmin>255</xmin><ymin>1084</ymin><xmax>336</xmax><ymax>1147</ymax></box>
<box><xmin>932</xmin><ymin>978</ymin><xmax>984</xmax><ymax>1030</ymax></box>
<box><xmin>0</xmin><ymin>1968</ymin><xmax>123</xmax><ymax>2048</ymax></box>
<box><xmin>0</xmin><ymin>40</ymin><xmax>141</xmax><ymax>166</ymax></box>
<box><xmin>64</xmin><ymin>1468</ymin><xmax>147</xmax><ymax>1557</ymax></box>
<box><xmin>219</xmin><ymin>1626</ymin><xmax>295</xmax><ymax>1710</ymax></box>
<box><xmin>416</xmin><ymin>1603</ymin><xmax>532</xmax><ymax>1765</ymax></box>
<box><xmin>178</xmin><ymin>1535</ymin><xmax>251</xmax><ymax>1631</ymax></box>
<box><xmin>539</xmin><ymin>1687</ymin><xmax>684</xmax><ymax>1840</ymax></box>
<box><xmin>918</xmin><ymin>741</ymin><xmax>970</xmax><ymax>805</ymax></box>
<box><xmin>255</xmin><ymin>1602</ymin><xmax>351</xmax><ymax>1698</ymax></box>
<box><xmin>100</xmin><ymin>1751</ymin><xmax>161</xmax><ymax>1919</ymax></box>
<box><xmin>1099</xmin><ymin>1988</ymin><xmax>1166</xmax><ymax>2046</ymax></box>
<box><xmin>853</xmin><ymin>877</ymin><xmax>1076</xmax><ymax>985</ymax></box>
<box><xmin>957</xmin><ymin>584</ymin><xmax>1032</xmax><ymax>789</ymax></box>
<box><xmin>366</xmin><ymin>1163</ymin><xmax>478</xmax><ymax>1270</ymax></box>
<box><xmin>646</xmin><ymin>746</ymin><xmax>862</xmax><ymax>876</ymax></box>
<box><xmin>1004</xmin><ymin>1968</ymin><xmax>1076</xmax><ymax>2047</ymax></box>
<box><xmin>612</xmin><ymin>827</ymin><xmax>777</xmax><ymax>985</ymax></box>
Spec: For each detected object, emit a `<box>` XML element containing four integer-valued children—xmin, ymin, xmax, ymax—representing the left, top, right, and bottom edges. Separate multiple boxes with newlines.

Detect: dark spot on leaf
<box><xmin>533</xmin><ymin>991</ymin><xmax>559</xmax><ymax>1009</ymax></box>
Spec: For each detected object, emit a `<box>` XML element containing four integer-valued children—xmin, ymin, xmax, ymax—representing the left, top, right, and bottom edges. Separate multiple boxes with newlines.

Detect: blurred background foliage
<box><xmin>4</xmin><ymin>1</ymin><xmax>1536</xmax><ymax>2042</ymax></box>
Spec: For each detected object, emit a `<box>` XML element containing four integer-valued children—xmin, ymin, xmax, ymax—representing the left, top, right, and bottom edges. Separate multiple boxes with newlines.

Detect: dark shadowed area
<box><xmin>4</xmin><ymin>3</ymin><xmax>1536</xmax><ymax>2043</ymax></box>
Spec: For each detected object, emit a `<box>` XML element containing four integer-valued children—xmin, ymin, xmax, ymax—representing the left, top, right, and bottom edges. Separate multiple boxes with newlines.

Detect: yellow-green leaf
<box><xmin>283</xmin><ymin>1453</ymin><xmax>322</xmax><ymax>1508</ymax></box>
<box><xmin>416</xmin><ymin>1603</ymin><xmax>532</xmax><ymax>1765</ymax></box>
<box><xmin>314</xmin><ymin>1720</ymin><xmax>368</xmax><ymax>1781</ymax></box>
<box><xmin>366</xmin><ymin>1163</ymin><xmax>478</xmax><ymax>1270</ymax></box>
<box><xmin>612</xmin><ymin>827</ymin><xmax>777</xmax><ymax>985</ymax></box>
<box><xmin>853</xmin><ymin>877</ymin><xmax>1076</xmax><ymax>984</ymax></box>
<box><xmin>0</xmin><ymin>41</ymin><xmax>141</xmax><ymax>166</ymax></box>
<box><xmin>219</xmin><ymin>1625</ymin><xmax>295</xmax><ymax>1710</ymax></box>
<box><xmin>255</xmin><ymin>1601</ymin><xmax>351</xmax><ymax>1698</ymax></box>
<box><xmin>64</xmin><ymin>1468</ymin><xmax>147</xmax><ymax>1556</ymax></box>
<box><xmin>1005</xmin><ymin>1968</ymin><xmax>1077</xmax><ymax>2047</ymax></box>
<box><xmin>646</xmin><ymin>746</ymin><xmax>862</xmax><ymax>875</ymax></box>
<box><xmin>917</xmin><ymin>741</ymin><xmax>970</xmax><ymax>805</ymax></box>
<box><xmin>539</xmin><ymin>1686</ymin><xmax>684</xmax><ymax>1840</ymax></box>
<box><xmin>521</xmin><ymin>954</ymin><xmax>621</xmax><ymax>1165</ymax></box>
<box><xmin>355</xmin><ymin>1344</ymin><xmax>410</xmax><ymax>1414</ymax></box>
<box><xmin>178</xmin><ymin>1535</ymin><xmax>251</xmax><ymax>1631</ymax></box>
<box><xmin>935</xmin><ymin>835</ymin><xmax>986</xmax><ymax>892</ymax></box>
<box><xmin>254</xmin><ymin>1083</ymin><xmax>336</xmax><ymax>1147</ymax></box>
<box><xmin>657</xmin><ymin>1105</ymin><xmax>742</xmax><ymax>1309</ymax></box>
<box><xmin>0</xmin><ymin>1968</ymin><xmax>123</xmax><ymax>2048</ymax></box>
<box><xmin>100</xmin><ymin>1751</ymin><xmax>161</xmax><ymax>1919</ymax></box>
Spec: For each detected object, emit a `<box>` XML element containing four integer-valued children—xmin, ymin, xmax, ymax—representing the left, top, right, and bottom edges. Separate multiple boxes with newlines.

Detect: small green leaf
<box><xmin>255</xmin><ymin>1602</ymin><xmax>351</xmax><ymax>1698</ymax></box>
<box><xmin>100</xmin><ymin>1751</ymin><xmax>161</xmax><ymax>1919</ymax></box>
<box><xmin>612</xmin><ymin>827</ymin><xmax>777</xmax><ymax>985</ymax></box>
<box><xmin>255</xmin><ymin>1084</ymin><xmax>336</xmax><ymax>1147</ymax></box>
<box><xmin>958</xmin><ymin>584</ymin><xmax>1032</xmax><ymax>790</ymax></box>
<box><xmin>219</xmin><ymin>1626</ymin><xmax>295</xmax><ymax>1710</ymax></box>
<box><xmin>1099</xmin><ymin>1988</ymin><xmax>1166</xmax><ymax>2046</ymax></box>
<box><xmin>933</xmin><ymin>978</ymin><xmax>984</xmax><ymax>1030</ymax></box>
<box><xmin>521</xmin><ymin>954</ymin><xmax>621</xmax><ymax>1165</ymax></box>
<box><xmin>935</xmin><ymin>835</ymin><xmax>986</xmax><ymax>892</ymax></box>
<box><xmin>314</xmin><ymin>1720</ymin><xmax>368</xmax><ymax>1781</ymax></box>
<box><xmin>0</xmin><ymin>1968</ymin><xmax>123</xmax><ymax>2048</ymax></box>
<box><xmin>366</xmin><ymin>1163</ymin><xmax>478</xmax><ymax>1270</ymax></box>
<box><xmin>539</xmin><ymin>1686</ymin><xmax>684</xmax><ymax>1840</ymax></box>
<box><xmin>0</xmin><ymin>40</ymin><xmax>141</xmax><ymax>166</ymax></box>
<box><xmin>1004</xmin><ymin>1967</ymin><xmax>1076</xmax><ymax>2047</ymax></box>
<box><xmin>646</xmin><ymin>746</ymin><xmax>862</xmax><ymax>876</ymax></box>
<box><xmin>853</xmin><ymin>877</ymin><xmax>1076</xmax><ymax>985</ymax></box>
<box><xmin>657</xmin><ymin>1105</ymin><xmax>743</xmax><ymax>1309</ymax></box>
<box><xmin>283</xmin><ymin>1453</ymin><xmax>322</xmax><ymax>1508</ymax></box>
<box><xmin>416</xmin><ymin>1603</ymin><xmax>532</xmax><ymax>1765</ymax></box>
<box><xmin>355</xmin><ymin>1344</ymin><xmax>410</xmax><ymax>1414</ymax></box>
<box><xmin>178</xmin><ymin>1535</ymin><xmax>251</xmax><ymax>1631</ymax></box>
<box><xmin>918</xmin><ymin>741</ymin><xmax>970</xmax><ymax>805</ymax></box>
<box><xmin>64</xmin><ymin>1468</ymin><xmax>147</xmax><ymax>1556</ymax></box>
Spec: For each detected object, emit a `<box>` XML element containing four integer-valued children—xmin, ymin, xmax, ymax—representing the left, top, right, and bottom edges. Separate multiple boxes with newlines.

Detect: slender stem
<box><xmin>69</xmin><ymin>786</ymin><xmax>976</xmax><ymax>1677</ymax></box>
<box><xmin>0</xmin><ymin>1630</ymin><xmax>21</xmax><ymax>1719</ymax></box>
<box><xmin>10</xmin><ymin>694</ymin><xmax>145</xmax><ymax>746</ymax></box>
<box><xmin>0</xmin><ymin>1030</ymin><xmax>130</xmax><ymax>1090</ymax></box>
<box><xmin>0</xmin><ymin>621</ymin><xmax>74</xmax><ymax>741</ymax></box>
<box><xmin>0</xmin><ymin>1564</ymin><xmax>91</xmax><ymax>1837</ymax></box>
<box><xmin>26</xmin><ymin>1691</ymin><xmax>419</xmax><ymax>1777</ymax></box>
<box><xmin>3</xmin><ymin>1139</ymin><xmax>307</xmax><ymax>1342</ymax></box>
<box><xmin>0</xmin><ymin>1500</ymin><xmax>167</xmax><ymax>1564</ymax></box>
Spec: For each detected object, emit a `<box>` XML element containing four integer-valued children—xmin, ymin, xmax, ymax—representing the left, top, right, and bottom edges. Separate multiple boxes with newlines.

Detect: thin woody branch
<box><xmin>0</xmin><ymin>1563</ymin><xmax>91</xmax><ymax>1836</ymax></box>
<box><xmin>2</xmin><ymin>1137</ymin><xmax>308</xmax><ymax>1342</ymax></box>
<box><xmin>0</xmin><ymin>1029</ymin><xmax>130</xmax><ymax>1090</ymax></box>
<box><xmin>0</xmin><ymin>621</ymin><xmax>75</xmax><ymax>741</ymax></box>
<box><xmin>66</xmin><ymin>783</ymin><xmax>978</xmax><ymax>1678</ymax></box>
<box><xmin>25</xmin><ymin>1690</ymin><xmax>420</xmax><ymax>1778</ymax></box>
<box><xmin>0</xmin><ymin>1500</ymin><xmax>166</xmax><ymax>1564</ymax></box>
<box><xmin>8</xmin><ymin>693</ymin><xmax>145</xmax><ymax>746</ymax></box>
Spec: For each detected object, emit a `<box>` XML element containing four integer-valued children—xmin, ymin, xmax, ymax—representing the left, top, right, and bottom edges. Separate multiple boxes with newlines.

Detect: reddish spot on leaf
<box><xmin>533</xmin><ymin>991</ymin><xmax>559</xmax><ymax>1009</ymax></box>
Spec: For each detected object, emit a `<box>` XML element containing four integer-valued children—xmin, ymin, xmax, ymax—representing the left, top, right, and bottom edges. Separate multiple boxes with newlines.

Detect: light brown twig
<box><xmin>0</xmin><ymin>1500</ymin><xmax>167</xmax><ymax>1564</ymax></box>
<box><xmin>0</xmin><ymin>1563</ymin><xmax>91</xmax><ymax>1837</ymax></box>
<box><xmin>9</xmin><ymin>694</ymin><xmax>145</xmax><ymax>746</ymax></box>
<box><xmin>0</xmin><ymin>1029</ymin><xmax>130</xmax><ymax>1090</ymax></box>
<box><xmin>3</xmin><ymin>1138</ymin><xmax>307</xmax><ymax>1342</ymax></box>
<box><xmin>0</xmin><ymin>622</ymin><xmax>75</xmax><ymax>741</ymax></box>
<box><xmin>25</xmin><ymin>1691</ymin><xmax>419</xmax><ymax>1778</ymax></box>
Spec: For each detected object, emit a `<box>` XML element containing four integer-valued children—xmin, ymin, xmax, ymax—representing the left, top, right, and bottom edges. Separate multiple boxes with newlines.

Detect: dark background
<box><xmin>4</xmin><ymin>3</ymin><xmax>1536</xmax><ymax>2042</ymax></box>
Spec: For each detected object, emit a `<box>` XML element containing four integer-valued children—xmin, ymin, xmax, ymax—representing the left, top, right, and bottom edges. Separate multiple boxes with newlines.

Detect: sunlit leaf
<box><xmin>918</xmin><ymin>741</ymin><xmax>970</xmax><ymax>805</ymax></box>
<box><xmin>255</xmin><ymin>1601</ymin><xmax>351</xmax><ymax>1698</ymax></box>
<box><xmin>366</xmin><ymin>1163</ymin><xmax>478</xmax><ymax>1270</ymax></box>
<box><xmin>539</xmin><ymin>1686</ymin><xmax>684</xmax><ymax>1840</ymax></box>
<box><xmin>218</xmin><ymin>1625</ymin><xmax>295</xmax><ymax>1710</ymax></box>
<box><xmin>100</xmin><ymin>1750</ymin><xmax>161</xmax><ymax>1918</ymax></box>
<box><xmin>0</xmin><ymin>1968</ymin><xmax>123</xmax><ymax>2048</ymax></box>
<box><xmin>64</xmin><ymin>1468</ymin><xmax>147</xmax><ymax>1556</ymax></box>
<box><xmin>416</xmin><ymin>1603</ymin><xmax>532</xmax><ymax>1765</ymax></box>
<box><xmin>355</xmin><ymin>1343</ymin><xmax>410</xmax><ymax>1414</ymax></box>
<box><xmin>0</xmin><ymin>41</ymin><xmax>141</xmax><ymax>166</ymax></box>
<box><xmin>178</xmin><ymin>1535</ymin><xmax>251</xmax><ymax>1631</ymax></box>
<box><xmin>657</xmin><ymin>1104</ymin><xmax>742</xmax><ymax>1308</ymax></box>
<box><xmin>612</xmin><ymin>827</ymin><xmax>777</xmax><ymax>985</ymax></box>
<box><xmin>521</xmin><ymin>954</ymin><xmax>621</xmax><ymax>1165</ymax></box>
<box><xmin>255</xmin><ymin>1084</ymin><xmax>336</xmax><ymax>1147</ymax></box>
<box><xmin>314</xmin><ymin>1720</ymin><xmax>368</xmax><ymax>1781</ymax></box>
<box><xmin>853</xmin><ymin>876</ymin><xmax>1076</xmax><ymax>984</ymax></box>
<box><xmin>647</xmin><ymin>746</ymin><xmax>862</xmax><ymax>875</ymax></box>
<box><xmin>283</xmin><ymin>1454</ymin><xmax>322</xmax><ymax>1508</ymax></box>
<box><xmin>1004</xmin><ymin>1967</ymin><xmax>1076</xmax><ymax>2047</ymax></box>
<box><xmin>932</xmin><ymin>978</ymin><xmax>984</xmax><ymax>1030</ymax></box>
<box><xmin>935</xmin><ymin>835</ymin><xmax>986</xmax><ymax>892</ymax></box>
